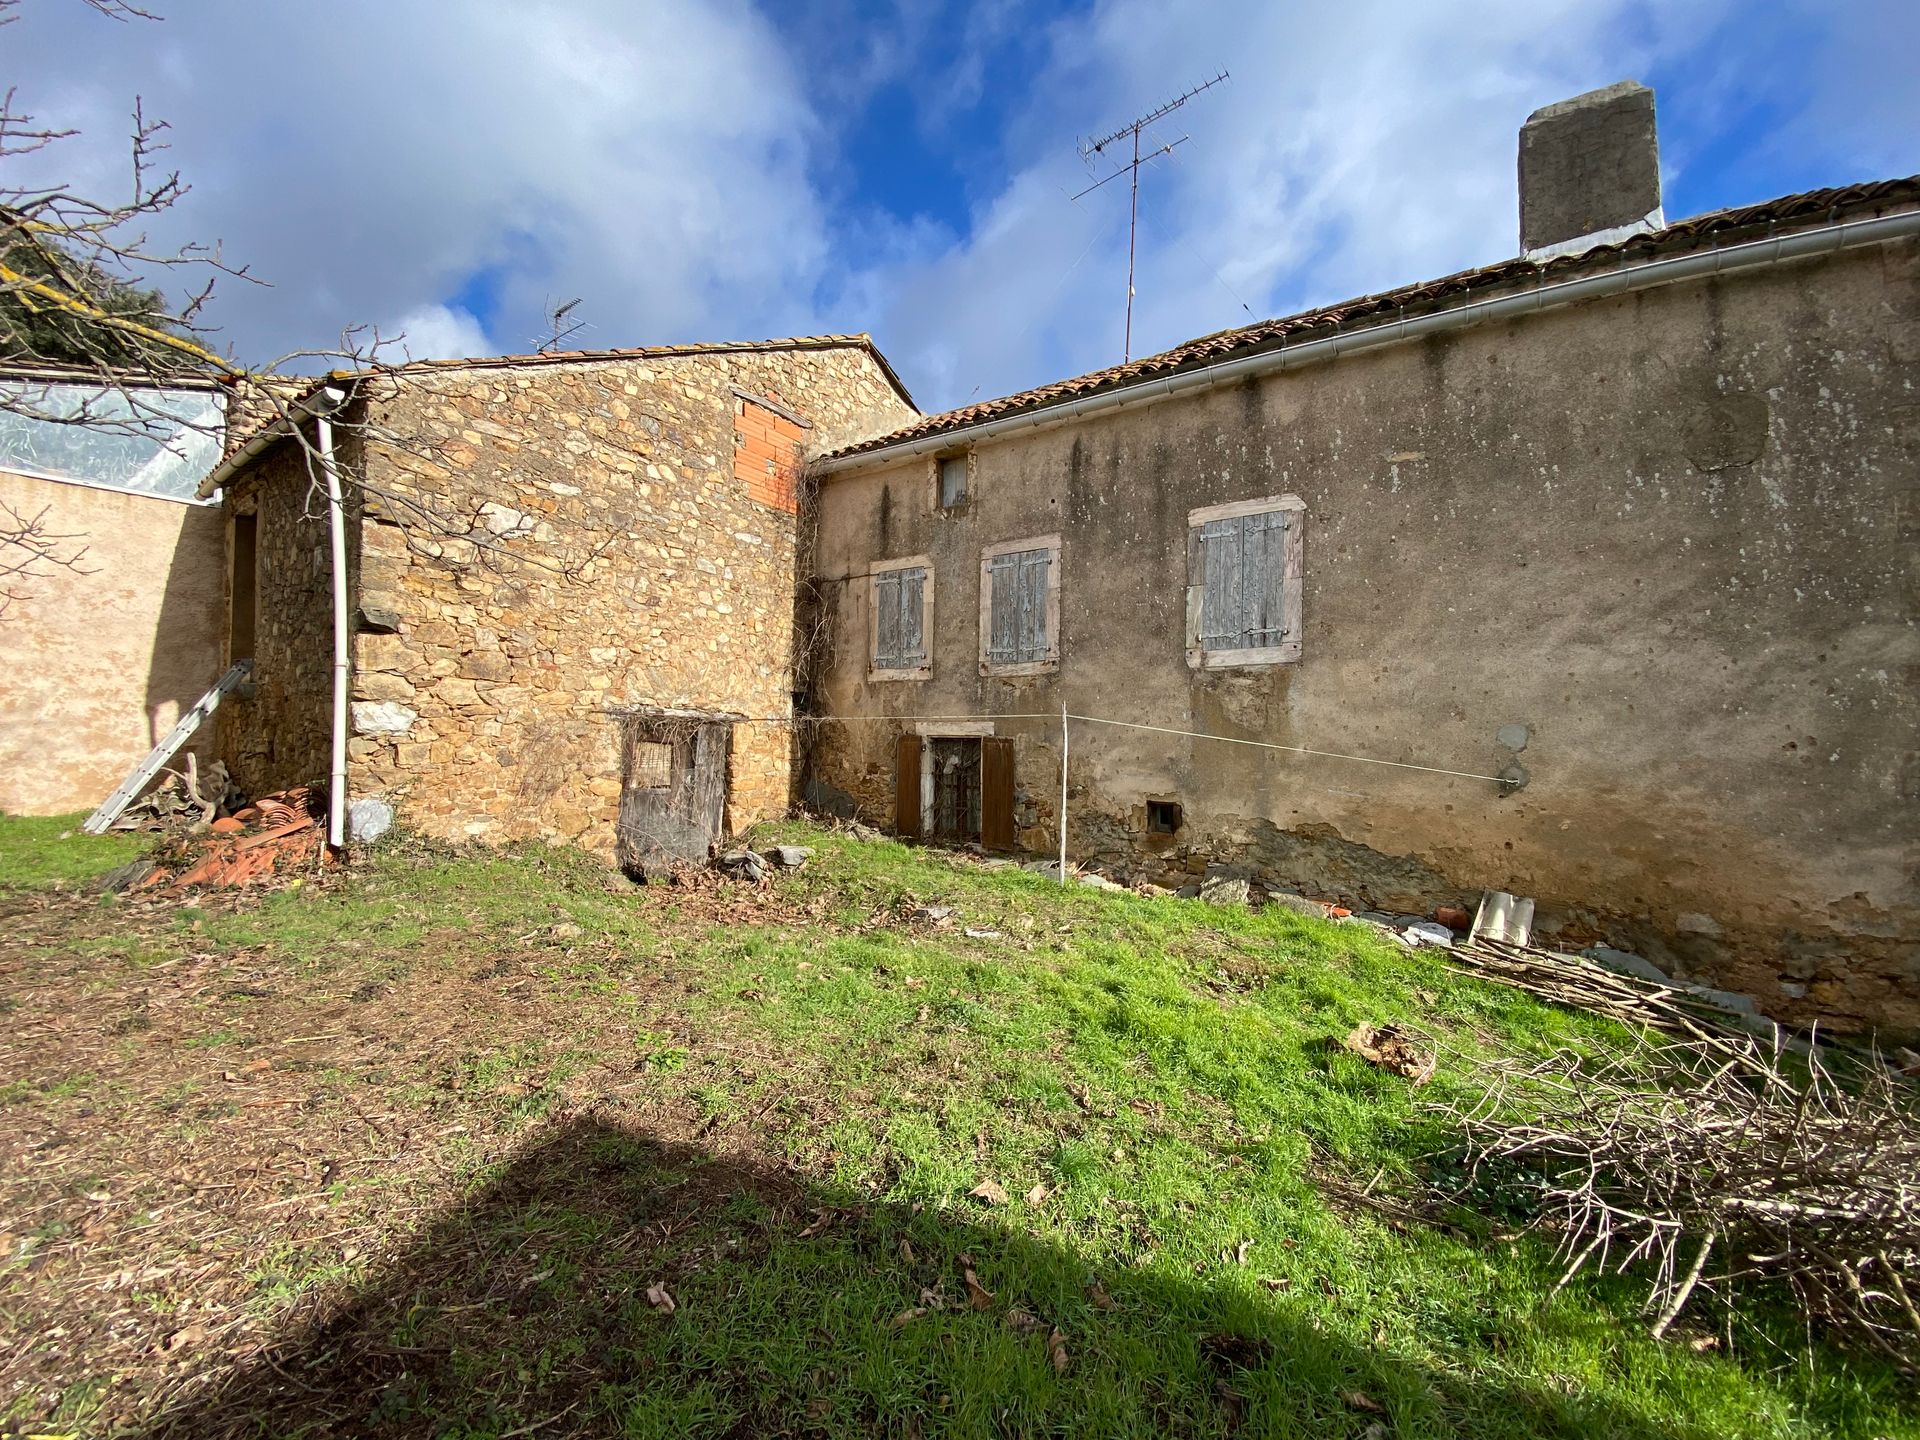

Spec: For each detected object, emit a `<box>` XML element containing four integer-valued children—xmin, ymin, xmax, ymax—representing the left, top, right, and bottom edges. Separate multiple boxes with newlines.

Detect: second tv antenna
<box><xmin>1074</xmin><ymin>70</ymin><xmax>1228</xmax><ymax>362</ymax></box>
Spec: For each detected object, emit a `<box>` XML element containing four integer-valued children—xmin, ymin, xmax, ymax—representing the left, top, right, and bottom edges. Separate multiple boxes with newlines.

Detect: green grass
<box><xmin>3</xmin><ymin>815</ymin><xmax>1912</xmax><ymax>1439</ymax></box>
<box><xmin>0</xmin><ymin>810</ymin><xmax>148</xmax><ymax>889</ymax></box>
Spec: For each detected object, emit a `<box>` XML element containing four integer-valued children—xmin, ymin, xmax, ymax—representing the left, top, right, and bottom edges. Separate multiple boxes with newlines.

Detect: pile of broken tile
<box><xmin>105</xmin><ymin>787</ymin><xmax>331</xmax><ymax>894</ymax></box>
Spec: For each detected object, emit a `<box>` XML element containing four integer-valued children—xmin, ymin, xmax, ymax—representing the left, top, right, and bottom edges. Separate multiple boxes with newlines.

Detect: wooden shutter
<box><xmin>894</xmin><ymin>733</ymin><xmax>922</xmax><ymax>837</ymax></box>
<box><xmin>1245</xmin><ymin>510</ymin><xmax>1288</xmax><ymax>648</ymax></box>
<box><xmin>981</xmin><ymin>736</ymin><xmax>1015</xmax><ymax>851</ymax></box>
<box><xmin>1018</xmin><ymin>549</ymin><xmax>1049</xmax><ymax>660</ymax></box>
<box><xmin>987</xmin><ymin>554</ymin><xmax>1018</xmax><ymax>664</ymax></box>
<box><xmin>898</xmin><ymin>567</ymin><xmax>926</xmax><ymax>665</ymax></box>
<box><xmin>1199</xmin><ymin>517</ymin><xmax>1241</xmax><ymax>649</ymax></box>
<box><xmin>874</xmin><ymin>570</ymin><xmax>902</xmax><ymax>667</ymax></box>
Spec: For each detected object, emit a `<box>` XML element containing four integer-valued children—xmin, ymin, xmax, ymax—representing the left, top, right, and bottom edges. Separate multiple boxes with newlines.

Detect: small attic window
<box><xmin>1146</xmin><ymin>799</ymin><xmax>1182</xmax><ymax>835</ymax></box>
<box><xmin>938</xmin><ymin>453</ymin><xmax>968</xmax><ymax>510</ymax></box>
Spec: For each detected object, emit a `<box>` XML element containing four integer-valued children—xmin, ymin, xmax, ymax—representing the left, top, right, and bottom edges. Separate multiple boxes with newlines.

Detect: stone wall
<box><xmin>0</xmin><ymin>470</ymin><xmax>225</xmax><ymax>814</ymax></box>
<box><xmin>807</xmin><ymin>237</ymin><xmax>1920</xmax><ymax>1039</ymax></box>
<box><xmin>325</xmin><ymin>342</ymin><xmax>915</xmax><ymax>852</ymax></box>
<box><xmin>215</xmin><ymin>422</ymin><xmax>362</xmax><ymax>799</ymax></box>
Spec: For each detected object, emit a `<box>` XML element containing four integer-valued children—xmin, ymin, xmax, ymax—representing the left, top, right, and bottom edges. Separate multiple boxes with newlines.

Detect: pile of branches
<box><xmin>1446</xmin><ymin>938</ymin><xmax>1785</xmax><ymax>1053</ymax></box>
<box><xmin>1434</xmin><ymin>1034</ymin><xmax>1919</xmax><ymax>1369</ymax></box>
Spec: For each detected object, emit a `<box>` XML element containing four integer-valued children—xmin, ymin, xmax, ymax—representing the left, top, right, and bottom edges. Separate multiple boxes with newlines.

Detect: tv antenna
<box><xmin>534</xmin><ymin>296</ymin><xmax>591</xmax><ymax>354</ymax></box>
<box><xmin>1074</xmin><ymin>70</ymin><xmax>1228</xmax><ymax>362</ymax></box>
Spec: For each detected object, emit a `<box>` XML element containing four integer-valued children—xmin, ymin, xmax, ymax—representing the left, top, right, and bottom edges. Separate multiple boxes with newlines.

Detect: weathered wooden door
<box><xmin>981</xmin><ymin>736</ymin><xmax>1015</xmax><ymax>851</ymax></box>
<box><xmin>894</xmin><ymin>734</ymin><xmax>922</xmax><ymax>837</ymax></box>
<box><xmin>616</xmin><ymin>717</ymin><xmax>732</xmax><ymax>878</ymax></box>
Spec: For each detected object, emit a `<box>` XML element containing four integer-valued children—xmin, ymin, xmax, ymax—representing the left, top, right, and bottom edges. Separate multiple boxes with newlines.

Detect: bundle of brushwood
<box><xmin>1444</xmin><ymin>938</ymin><xmax>1778</xmax><ymax>1055</ymax></box>
<box><xmin>1434</xmin><ymin>1034</ymin><xmax>1919</xmax><ymax>1369</ymax></box>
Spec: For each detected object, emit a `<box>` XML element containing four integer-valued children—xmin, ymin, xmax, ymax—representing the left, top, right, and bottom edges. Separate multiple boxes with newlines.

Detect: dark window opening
<box><xmin>631</xmin><ymin>741</ymin><xmax>673</xmax><ymax>791</ymax></box>
<box><xmin>938</xmin><ymin>453</ymin><xmax>968</xmax><ymax>509</ymax></box>
<box><xmin>230</xmin><ymin>513</ymin><xmax>258</xmax><ymax>661</ymax></box>
<box><xmin>1146</xmin><ymin>799</ymin><xmax>1183</xmax><ymax>835</ymax></box>
<box><xmin>930</xmin><ymin>737</ymin><xmax>982</xmax><ymax>842</ymax></box>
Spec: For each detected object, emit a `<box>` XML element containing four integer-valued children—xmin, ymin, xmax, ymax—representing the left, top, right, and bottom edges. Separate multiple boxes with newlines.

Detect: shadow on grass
<box><xmin>137</xmin><ymin>1117</ymin><xmax>1702</xmax><ymax>1440</ymax></box>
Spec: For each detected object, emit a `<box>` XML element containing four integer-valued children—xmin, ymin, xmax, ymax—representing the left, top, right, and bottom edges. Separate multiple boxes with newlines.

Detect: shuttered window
<box><xmin>870</xmin><ymin>557</ymin><xmax>932</xmax><ymax>678</ymax></box>
<box><xmin>982</xmin><ymin>543</ymin><xmax>1056</xmax><ymax>669</ymax></box>
<box><xmin>938</xmin><ymin>454</ymin><xmax>968</xmax><ymax>509</ymax></box>
<box><xmin>1198</xmin><ymin>510</ymin><xmax>1290</xmax><ymax>650</ymax></box>
<box><xmin>1187</xmin><ymin>497</ymin><xmax>1303</xmax><ymax>667</ymax></box>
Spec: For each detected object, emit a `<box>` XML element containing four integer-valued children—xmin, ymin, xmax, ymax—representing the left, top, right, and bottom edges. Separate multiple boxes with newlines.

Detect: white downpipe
<box><xmin>317</xmin><ymin>387</ymin><xmax>349</xmax><ymax>849</ymax></box>
<box><xmin>816</xmin><ymin>208</ymin><xmax>1920</xmax><ymax>477</ymax></box>
<box><xmin>1058</xmin><ymin>704</ymin><xmax>1068</xmax><ymax>886</ymax></box>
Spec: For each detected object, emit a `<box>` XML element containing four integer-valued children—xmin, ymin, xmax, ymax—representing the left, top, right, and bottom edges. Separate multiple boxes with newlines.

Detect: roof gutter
<box><xmin>196</xmin><ymin>381</ymin><xmax>353</xmax><ymax>498</ymax></box>
<box><xmin>817</xmin><ymin>207</ymin><xmax>1920</xmax><ymax>477</ymax></box>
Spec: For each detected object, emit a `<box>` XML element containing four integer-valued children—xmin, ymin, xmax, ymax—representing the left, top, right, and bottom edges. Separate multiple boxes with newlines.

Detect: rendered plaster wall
<box><xmin>0</xmin><ymin>470</ymin><xmax>225</xmax><ymax>814</ymax></box>
<box><xmin>808</xmin><ymin>237</ymin><xmax>1920</xmax><ymax>1037</ymax></box>
<box><xmin>334</xmin><ymin>344</ymin><xmax>914</xmax><ymax>854</ymax></box>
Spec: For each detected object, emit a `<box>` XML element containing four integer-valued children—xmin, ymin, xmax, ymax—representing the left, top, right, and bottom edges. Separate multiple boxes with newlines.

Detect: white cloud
<box><xmin>834</xmin><ymin>0</ymin><xmax>1745</xmax><ymax>408</ymax></box>
<box><xmin>4</xmin><ymin>0</ymin><xmax>1912</xmax><ymax>414</ymax></box>
<box><xmin>4</xmin><ymin>0</ymin><xmax>824</xmax><ymax>364</ymax></box>
<box><xmin>385</xmin><ymin>305</ymin><xmax>493</xmax><ymax>363</ymax></box>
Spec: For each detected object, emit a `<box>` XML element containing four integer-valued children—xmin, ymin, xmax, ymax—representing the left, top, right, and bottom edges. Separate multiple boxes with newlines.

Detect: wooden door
<box><xmin>895</xmin><ymin>734</ymin><xmax>922</xmax><ymax>837</ymax></box>
<box><xmin>616</xmin><ymin>719</ymin><xmax>733</xmax><ymax>878</ymax></box>
<box><xmin>981</xmin><ymin>736</ymin><xmax>1015</xmax><ymax>851</ymax></box>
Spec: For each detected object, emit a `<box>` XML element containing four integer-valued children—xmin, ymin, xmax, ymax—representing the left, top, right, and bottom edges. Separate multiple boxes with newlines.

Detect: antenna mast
<box><xmin>535</xmin><ymin>297</ymin><xmax>590</xmax><ymax>354</ymax></box>
<box><xmin>1074</xmin><ymin>70</ymin><xmax>1228</xmax><ymax>362</ymax></box>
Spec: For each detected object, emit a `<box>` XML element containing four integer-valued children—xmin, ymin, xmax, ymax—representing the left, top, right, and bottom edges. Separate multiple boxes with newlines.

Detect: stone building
<box><xmin>802</xmin><ymin>86</ymin><xmax>1920</xmax><ymax>1038</ymax></box>
<box><xmin>157</xmin><ymin>82</ymin><xmax>1917</xmax><ymax>1039</ymax></box>
<box><xmin>201</xmin><ymin>336</ymin><xmax>915</xmax><ymax>866</ymax></box>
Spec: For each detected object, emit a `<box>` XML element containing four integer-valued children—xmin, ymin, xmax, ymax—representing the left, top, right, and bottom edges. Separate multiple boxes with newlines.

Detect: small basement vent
<box><xmin>1146</xmin><ymin>799</ymin><xmax>1183</xmax><ymax>835</ymax></box>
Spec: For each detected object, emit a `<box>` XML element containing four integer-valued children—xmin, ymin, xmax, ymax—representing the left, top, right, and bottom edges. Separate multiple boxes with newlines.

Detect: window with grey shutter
<box><xmin>1199</xmin><ymin>510</ymin><xmax>1291</xmax><ymax>650</ymax></box>
<box><xmin>985</xmin><ymin>546</ymin><xmax>1051</xmax><ymax>664</ymax></box>
<box><xmin>1188</xmin><ymin>497</ymin><xmax>1303</xmax><ymax>667</ymax></box>
<box><xmin>938</xmin><ymin>454</ymin><xmax>968</xmax><ymax>509</ymax></box>
<box><xmin>873</xmin><ymin>564</ymin><xmax>928</xmax><ymax>670</ymax></box>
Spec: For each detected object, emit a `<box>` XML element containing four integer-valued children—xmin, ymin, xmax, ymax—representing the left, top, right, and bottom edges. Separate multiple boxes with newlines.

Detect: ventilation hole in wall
<box><xmin>1146</xmin><ymin>799</ymin><xmax>1183</xmax><ymax>835</ymax></box>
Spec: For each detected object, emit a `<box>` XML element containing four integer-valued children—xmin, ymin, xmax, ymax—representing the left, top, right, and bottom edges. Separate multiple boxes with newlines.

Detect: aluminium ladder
<box><xmin>81</xmin><ymin>660</ymin><xmax>254</xmax><ymax>835</ymax></box>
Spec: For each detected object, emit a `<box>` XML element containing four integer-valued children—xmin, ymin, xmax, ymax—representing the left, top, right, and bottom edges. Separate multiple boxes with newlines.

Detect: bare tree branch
<box><xmin>1431</xmin><ymin>1034</ymin><xmax>1920</xmax><ymax>1370</ymax></box>
<box><xmin>0</xmin><ymin>494</ymin><xmax>93</xmax><ymax>615</ymax></box>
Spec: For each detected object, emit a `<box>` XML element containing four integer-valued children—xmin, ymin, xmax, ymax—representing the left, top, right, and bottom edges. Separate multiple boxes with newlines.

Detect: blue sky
<box><xmin>7</xmin><ymin>0</ymin><xmax>1915</xmax><ymax>411</ymax></box>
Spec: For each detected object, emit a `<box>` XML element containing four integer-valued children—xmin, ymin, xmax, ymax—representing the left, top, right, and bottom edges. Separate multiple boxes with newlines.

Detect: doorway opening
<box><xmin>616</xmin><ymin>710</ymin><xmax>735</xmax><ymax>880</ymax></box>
<box><xmin>930</xmin><ymin>737</ymin><xmax>981</xmax><ymax>842</ymax></box>
<box><xmin>229</xmin><ymin>511</ymin><xmax>258</xmax><ymax>662</ymax></box>
<box><xmin>894</xmin><ymin>731</ymin><xmax>1016</xmax><ymax>850</ymax></box>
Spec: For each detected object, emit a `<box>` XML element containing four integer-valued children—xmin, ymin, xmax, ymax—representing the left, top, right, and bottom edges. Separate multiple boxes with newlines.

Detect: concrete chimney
<box><xmin>1519</xmin><ymin>80</ymin><xmax>1664</xmax><ymax>259</ymax></box>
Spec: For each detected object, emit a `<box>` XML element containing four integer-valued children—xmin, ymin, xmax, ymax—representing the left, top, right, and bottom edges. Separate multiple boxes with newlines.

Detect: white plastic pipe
<box><xmin>1058</xmin><ymin>704</ymin><xmax>1068</xmax><ymax>886</ymax></box>
<box><xmin>316</xmin><ymin>387</ymin><xmax>349</xmax><ymax>848</ymax></box>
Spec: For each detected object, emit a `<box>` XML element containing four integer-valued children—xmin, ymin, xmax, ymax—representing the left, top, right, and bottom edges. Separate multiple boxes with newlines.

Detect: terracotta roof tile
<box><xmin>821</xmin><ymin>175</ymin><xmax>1920</xmax><ymax>463</ymax></box>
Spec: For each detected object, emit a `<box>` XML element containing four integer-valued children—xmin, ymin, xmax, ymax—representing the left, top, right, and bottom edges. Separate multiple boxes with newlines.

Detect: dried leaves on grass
<box><xmin>0</xmin><ymin>875</ymin><xmax>819</xmax><ymax>1433</ymax></box>
<box><xmin>1433</xmin><ymin>1032</ymin><xmax>1920</xmax><ymax>1369</ymax></box>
